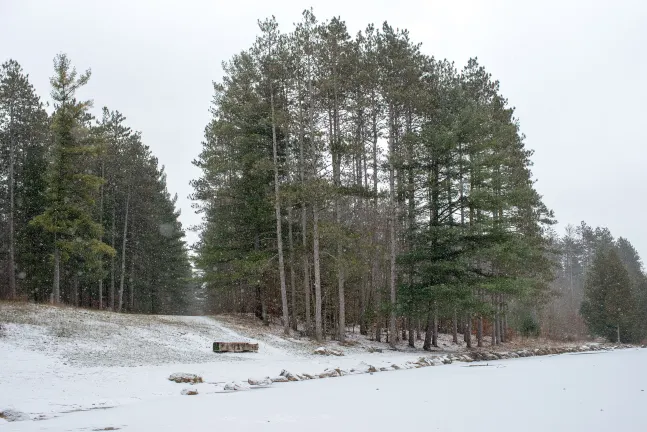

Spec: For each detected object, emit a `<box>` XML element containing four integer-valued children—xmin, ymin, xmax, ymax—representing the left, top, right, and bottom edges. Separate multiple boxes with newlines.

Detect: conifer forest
<box><xmin>2</xmin><ymin>11</ymin><xmax>646</xmax><ymax>345</ymax></box>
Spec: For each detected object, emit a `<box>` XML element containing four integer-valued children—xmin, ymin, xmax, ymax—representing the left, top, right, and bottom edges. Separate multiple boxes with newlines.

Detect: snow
<box><xmin>1</xmin><ymin>304</ymin><xmax>645</xmax><ymax>431</ymax></box>
<box><xmin>1</xmin><ymin>349</ymin><xmax>646</xmax><ymax>431</ymax></box>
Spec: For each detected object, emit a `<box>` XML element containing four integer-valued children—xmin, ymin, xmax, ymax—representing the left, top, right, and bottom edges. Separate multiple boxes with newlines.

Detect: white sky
<box><xmin>1</xmin><ymin>0</ymin><xmax>646</xmax><ymax>259</ymax></box>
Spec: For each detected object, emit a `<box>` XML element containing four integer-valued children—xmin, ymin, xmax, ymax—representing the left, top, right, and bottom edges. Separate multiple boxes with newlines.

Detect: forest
<box><xmin>2</xmin><ymin>11</ymin><xmax>646</xmax><ymax>345</ymax></box>
<box><xmin>0</xmin><ymin>55</ymin><xmax>194</xmax><ymax>314</ymax></box>
<box><xmin>191</xmin><ymin>11</ymin><xmax>647</xmax><ymax>345</ymax></box>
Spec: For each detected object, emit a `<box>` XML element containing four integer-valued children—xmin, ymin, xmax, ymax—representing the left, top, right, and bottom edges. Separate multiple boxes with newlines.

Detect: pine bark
<box><xmin>288</xmin><ymin>203</ymin><xmax>297</xmax><ymax>331</ymax></box>
<box><xmin>7</xmin><ymin>108</ymin><xmax>16</xmax><ymax>299</ymax></box>
<box><xmin>270</xmin><ymin>88</ymin><xmax>290</xmax><ymax>336</ymax></box>
<box><xmin>423</xmin><ymin>311</ymin><xmax>433</xmax><ymax>351</ymax></box>
<box><xmin>117</xmin><ymin>188</ymin><xmax>130</xmax><ymax>313</ymax></box>
<box><xmin>52</xmin><ymin>243</ymin><xmax>60</xmax><ymax>304</ymax></box>
<box><xmin>110</xmin><ymin>201</ymin><xmax>116</xmax><ymax>311</ymax></box>
<box><xmin>98</xmin><ymin>161</ymin><xmax>104</xmax><ymax>309</ymax></box>
<box><xmin>387</xmin><ymin>109</ymin><xmax>397</xmax><ymax>348</ymax></box>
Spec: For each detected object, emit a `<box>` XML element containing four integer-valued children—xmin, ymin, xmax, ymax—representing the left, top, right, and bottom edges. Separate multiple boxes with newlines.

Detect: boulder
<box><xmin>168</xmin><ymin>373</ymin><xmax>203</xmax><ymax>384</ymax></box>
<box><xmin>280</xmin><ymin>370</ymin><xmax>300</xmax><ymax>381</ymax></box>
<box><xmin>248</xmin><ymin>378</ymin><xmax>273</xmax><ymax>386</ymax></box>
<box><xmin>313</xmin><ymin>347</ymin><xmax>345</xmax><ymax>356</ymax></box>
<box><xmin>0</xmin><ymin>409</ymin><xmax>30</xmax><ymax>422</ymax></box>
<box><xmin>270</xmin><ymin>376</ymin><xmax>289</xmax><ymax>383</ymax></box>
<box><xmin>181</xmin><ymin>388</ymin><xmax>198</xmax><ymax>396</ymax></box>
<box><xmin>319</xmin><ymin>369</ymin><xmax>341</xmax><ymax>378</ymax></box>
<box><xmin>224</xmin><ymin>381</ymin><xmax>249</xmax><ymax>391</ymax></box>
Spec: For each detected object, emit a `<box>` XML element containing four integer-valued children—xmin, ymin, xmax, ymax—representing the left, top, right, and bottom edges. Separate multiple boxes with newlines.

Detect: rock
<box><xmin>391</xmin><ymin>364</ymin><xmax>401</xmax><ymax>370</ymax></box>
<box><xmin>313</xmin><ymin>347</ymin><xmax>344</xmax><ymax>356</ymax></box>
<box><xmin>181</xmin><ymin>388</ymin><xmax>198</xmax><ymax>396</ymax></box>
<box><xmin>350</xmin><ymin>362</ymin><xmax>372</xmax><ymax>374</ymax></box>
<box><xmin>168</xmin><ymin>373</ymin><xmax>203</xmax><ymax>384</ymax></box>
<box><xmin>280</xmin><ymin>370</ymin><xmax>300</xmax><ymax>381</ymax></box>
<box><xmin>416</xmin><ymin>357</ymin><xmax>433</xmax><ymax>366</ymax></box>
<box><xmin>367</xmin><ymin>347</ymin><xmax>383</xmax><ymax>353</ymax></box>
<box><xmin>248</xmin><ymin>378</ymin><xmax>273</xmax><ymax>386</ymax></box>
<box><xmin>314</xmin><ymin>347</ymin><xmax>328</xmax><ymax>355</ymax></box>
<box><xmin>0</xmin><ymin>409</ymin><xmax>30</xmax><ymax>422</ymax></box>
<box><xmin>301</xmin><ymin>373</ymin><xmax>315</xmax><ymax>380</ymax></box>
<box><xmin>319</xmin><ymin>369</ymin><xmax>341</xmax><ymax>378</ymax></box>
<box><xmin>224</xmin><ymin>381</ymin><xmax>249</xmax><ymax>391</ymax></box>
<box><xmin>270</xmin><ymin>376</ymin><xmax>289</xmax><ymax>383</ymax></box>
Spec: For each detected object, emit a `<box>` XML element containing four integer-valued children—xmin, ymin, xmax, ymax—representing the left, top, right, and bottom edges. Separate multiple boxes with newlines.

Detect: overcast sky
<box><xmin>1</xmin><ymin>0</ymin><xmax>646</xmax><ymax>258</ymax></box>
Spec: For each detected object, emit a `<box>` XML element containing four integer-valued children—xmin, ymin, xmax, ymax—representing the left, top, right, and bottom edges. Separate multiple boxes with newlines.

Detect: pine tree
<box><xmin>581</xmin><ymin>249</ymin><xmax>636</xmax><ymax>343</ymax></box>
<box><xmin>0</xmin><ymin>60</ymin><xmax>49</xmax><ymax>300</ymax></box>
<box><xmin>31</xmin><ymin>54</ymin><xmax>114</xmax><ymax>304</ymax></box>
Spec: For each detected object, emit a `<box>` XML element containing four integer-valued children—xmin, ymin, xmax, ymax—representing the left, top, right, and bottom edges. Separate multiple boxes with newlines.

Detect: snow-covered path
<box><xmin>4</xmin><ymin>348</ymin><xmax>646</xmax><ymax>431</ymax></box>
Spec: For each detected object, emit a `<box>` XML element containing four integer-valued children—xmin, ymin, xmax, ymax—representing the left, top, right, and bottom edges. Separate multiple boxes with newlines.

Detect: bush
<box><xmin>520</xmin><ymin>316</ymin><xmax>540</xmax><ymax>338</ymax></box>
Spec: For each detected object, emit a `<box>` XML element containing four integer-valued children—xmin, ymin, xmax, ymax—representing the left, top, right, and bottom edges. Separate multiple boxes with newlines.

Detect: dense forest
<box><xmin>2</xmin><ymin>11</ymin><xmax>645</xmax><ymax>345</ymax></box>
<box><xmin>0</xmin><ymin>55</ymin><xmax>194</xmax><ymax>314</ymax></box>
<box><xmin>191</xmin><ymin>11</ymin><xmax>647</xmax><ymax>345</ymax></box>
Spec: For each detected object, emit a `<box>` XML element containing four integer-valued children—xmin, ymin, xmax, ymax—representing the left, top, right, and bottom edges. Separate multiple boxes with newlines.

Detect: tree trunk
<box><xmin>7</xmin><ymin>115</ymin><xmax>16</xmax><ymax>299</ymax></box>
<box><xmin>110</xmin><ymin>202</ymin><xmax>116</xmax><ymax>311</ymax></box>
<box><xmin>52</xmin><ymin>244</ymin><xmax>60</xmax><ymax>304</ymax></box>
<box><xmin>500</xmin><ymin>294</ymin><xmax>506</xmax><ymax>343</ymax></box>
<box><xmin>129</xmin><ymin>248</ymin><xmax>135</xmax><ymax>311</ymax></box>
<box><xmin>98</xmin><ymin>161</ymin><xmax>105</xmax><ymax>309</ymax></box>
<box><xmin>465</xmin><ymin>314</ymin><xmax>472</xmax><ymax>348</ymax></box>
<box><xmin>432</xmin><ymin>304</ymin><xmax>438</xmax><ymax>348</ymax></box>
<box><xmin>307</xmin><ymin>72</ymin><xmax>322</xmax><ymax>342</ymax></box>
<box><xmin>73</xmin><ymin>276</ymin><xmax>79</xmax><ymax>307</ymax></box>
<box><xmin>477</xmin><ymin>316</ymin><xmax>483</xmax><ymax>347</ymax></box>
<box><xmin>423</xmin><ymin>312</ymin><xmax>433</xmax><ymax>351</ymax></box>
<box><xmin>298</xmin><ymin>101</ymin><xmax>311</xmax><ymax>336</ymax></box>
<box><xmin>313</xmin><ymin>204</ymin><xmax>323</xmax><ymax>342</ymax></box>
<box><xmin>269</xmin><ymin>86</ymin><xmax>290</xmax><ymax>336</ymax></box>
<box><xmin>359</xmin><ymin>278</ymin><xmax>367</xmax><ymax>335</ymax></box>
<box><xmin>617</xmin><ymin>323</ymin><xmax>621</xmax><ymax>343</ymax></box>
<box><xmin>388</xmin><ymin>119</ymin><xmax>397</xmax><ymax>349</ymax></box>
<box><xmin>452</xmin><ymin>307</ymin><xmax>458</xmax><ymax>343</ymax></box>
<box><xmin>287</xmin><ymin>203</ymin><xmax>297</xmax><ymax>331</ymax></box>
<box><xmin>331</xmin><ymin>65</ymin><xmax>346</xmax><ymax>344</ymax></box>
<box><xmin>408</xmin><ymin>318</ymin><xmax>415</xmax><ymax>348</ymax></box>
<box><xmin>302</xmin><ymin>205</ymin><xmax>311</xmax><ymax>335</ymax></box>
<box><xmin>117</xmin><ymin>188</ymin><xmax>130</xmax><ymax>313</ymax></box>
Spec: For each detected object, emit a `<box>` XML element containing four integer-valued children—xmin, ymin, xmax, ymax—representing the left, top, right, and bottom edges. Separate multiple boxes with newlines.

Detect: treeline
<box><xmin>192</xmin><ymin>11</ymin><xmax>556</xmax><ymax>347</ymax></box>
<box><xmin>0</xmin><ymin>55</ymin><xmax>193</xmax><ymax>314</ymax></box>
<box><xmin>546</xmin><ymin>223</ymin><xmax>647</xmax><ymax>343</ymax></box>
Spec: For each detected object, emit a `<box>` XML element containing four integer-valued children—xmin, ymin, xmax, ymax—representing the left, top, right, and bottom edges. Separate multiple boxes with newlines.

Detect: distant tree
<box><xmin>580</xmin><ymin>249</ymin><xmax>636</xmax><ymax>343</ymax></box>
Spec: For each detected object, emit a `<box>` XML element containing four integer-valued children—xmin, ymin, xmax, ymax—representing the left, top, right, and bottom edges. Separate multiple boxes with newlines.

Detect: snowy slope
<box><xmin>0</xmin><ymin>304</ymin><xmax>437</xmax><ymax>421</ymax></box>
<box><xmin>3</xmin><ymin>348</ymin><xmax>646</xmax><ymax>431</ymax></box>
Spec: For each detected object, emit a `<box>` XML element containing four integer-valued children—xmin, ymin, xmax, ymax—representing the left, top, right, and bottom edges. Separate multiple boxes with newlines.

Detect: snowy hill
<box><xmin>0</xmin><ymin>303</ymin><xmax>437</xmax><ymax>421</ymax></box>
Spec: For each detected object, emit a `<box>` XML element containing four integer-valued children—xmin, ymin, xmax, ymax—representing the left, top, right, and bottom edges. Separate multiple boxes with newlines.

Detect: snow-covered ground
<box><xmin>1</xmin><ymin>304</ymin><xmax>645</xmax><ymax>431</ymax></box>
<box><xmin>0</xmin><ymin>304</ymin><xmax>445</xmax><ymax>422</ymax></box>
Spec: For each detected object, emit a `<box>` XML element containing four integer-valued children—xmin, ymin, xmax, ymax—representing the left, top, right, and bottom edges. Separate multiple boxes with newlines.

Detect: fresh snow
<box><xmin>2</xmin><ymin>349</ymin><xmax>646</xmax><ymax>431</ymax></box>
<box><xmin>1</xmin><ymin>304</ymin><xmax>645</xmax><ymax>431</ymax></box>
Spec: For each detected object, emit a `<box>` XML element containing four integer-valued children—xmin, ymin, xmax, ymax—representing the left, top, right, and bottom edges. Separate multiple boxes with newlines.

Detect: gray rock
<box><xmin>0</xmin><ymin>409</ymin><xmax>30</xmax><ymax>422</ymax></box>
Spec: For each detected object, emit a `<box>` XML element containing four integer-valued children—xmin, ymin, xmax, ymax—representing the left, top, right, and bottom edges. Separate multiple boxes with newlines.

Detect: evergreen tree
<box><xmin>0</xmin><ymin>60</ymin><xmax>50</xmax><ymax>300</ymax></box>
<box><xmin>31</xmin><ymin>54</ymin><xmax>114</xmax><ymax>304</ymax></box>
<box><xmin>581</xmin><ymin>249</ymin><xmax>636</xmax><ymax>343</ymax></box>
